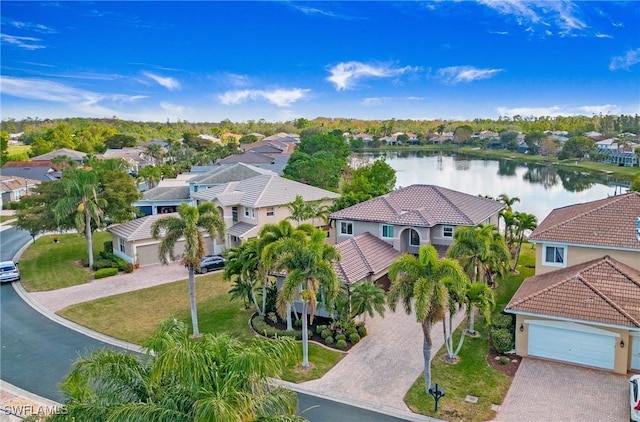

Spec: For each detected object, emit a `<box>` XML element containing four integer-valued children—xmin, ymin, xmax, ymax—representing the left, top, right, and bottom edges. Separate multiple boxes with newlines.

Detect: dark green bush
<box><xmin>103</xmin><ymin>241</ymin><xmax>113</xmax><ymax>254</ymax></box>
<box><xmin>277</xmin><ymin>330</ymin><xmax>302</xmax><ymax>340</ymax></box>
<box><xmin>346</xmin><ymin>327</ymin><xmax>358</xmax><ymax>337</ymax></box>
<box><xmin>80</xmin><ymin>257</ymin><xmax>90</xmax><ymax>268</ymax></box>
<box><xmin>294</xmin><ymin>318</ymin><xmax>303</xmax><ymax>328</ymax></box>
<box><xmin>94</xmin><ymin>268</ymin><xmax>118</xmax><ymax>279</ymax></box>
<box><xmin>99</xmin><ymin>250</ymin><xmax>116</xmax><ymax>261</ymax></box>
<box><xmin>493</xmin><ymin>314</ymin><xmax>513</xmax><ymax>330</ymax></box>
<box><xmin>335</xmin><ymin>334</ymin><xmax>346</xmax><ymax>342</ymax></box>
<box><xmin>336</xmin><ymin>339</ymin><xmax>348</xmax><ymax>350</ymax></box>
<box><xmin>357</xmin><ymin>325</ymin><xmax>367</xmax><ymax>337</ymax></box>
<box><xmin>324</xmin><ymin>336</ymin><xmax>334</xmax><ymax>345</ymax></box>
<box><xmin>115</xmin><ymin>257</ymin><xmax>127</xmax><ymax>271</ymax></box>
<box><xmin>349</xmin><ymin>333</ymin><xmax>361</xmax><ymax>344</ymax></box>
<box><xmin>123</xmin><ymin>262</ymin><xmax>135</xmax><ymax>273</ymax></box>
<box><xmin>316</xmin><ymin>325</ymin><xmax>326</xmax><ymax>335</ymax></box>
<box><xmin>321</xmin><ymin>329</ymin><xmax>332</xmax><ymax>339</ymax></box>
<box><xmin>93</xmin><ymin>259</ymin><xmax>118</xmax><ymax>271</ymax></box>
<box><xmin>492</xmin><ymin>328</ymin><xmax>514</xmax><ymax>354</ymax></box>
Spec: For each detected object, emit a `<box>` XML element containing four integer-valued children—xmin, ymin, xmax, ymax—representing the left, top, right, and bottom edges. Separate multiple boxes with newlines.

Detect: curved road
<box><xmin>0</xmin><ymin>227</ymin><xmax>416</xmax><ymax>421</ymax></box>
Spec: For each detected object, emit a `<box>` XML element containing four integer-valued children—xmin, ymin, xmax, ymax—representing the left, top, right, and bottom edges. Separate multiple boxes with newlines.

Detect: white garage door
<box><xmin>135</xmin><ymin>244</ymin><xmax>160</xmax><ymax>267</ymax></box>
<box><xmin>631</xmin><ymin>335</ymin><xmax>640</xmax><ymax>371</ymax></box>
<box><xmin>528</xmin><ymin>321</ymin><xmax>617</xmax><ymax>370</ymax></box>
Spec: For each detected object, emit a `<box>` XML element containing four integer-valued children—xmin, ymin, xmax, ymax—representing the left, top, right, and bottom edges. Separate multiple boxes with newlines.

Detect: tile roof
<box><xmin>0</xmin><ymin>175</ymin><xmax>40</xmax><ymax>192</ymax></box>
<box><xmin>1</xmin><ymin>161</ymin><xmax>61</xmax><ymax>181</ymax></box>
<box><xmin>217</xmin><ymin>151</ymin><xmax>275</xmax><ymax>165</ymax></box>
<box><xmin>333</xmin><ymin>233</ymin><xmax>401</xmax><ymax>284</ymax></box>
<box><xmin>107</xmin><ymin>213</ymin><xmax>176</xmax><ymax>241</ymax></box>
<box><xmin>31</xmin><ymin>148</ymin><xmax>87</xmax><ymax>161</ymax></box>
<box><xmin>506</xmin><ymin>256</ymin><xmax>640</xmax><ymax>328</ymax></box>
<box><xmin>329</xmin><ymin>185</ymin><xmax>504</xmax><ymax>227</ymax></box>
<box><xmin>227</xmin><ymin>222</ymin><xmax>258</xmax><ymax>238</ymax></box>
<box><xmin>529</xmin><ymin>192</ymin><xmax>640</xmax><ymax>250</ymax></box>
<box><xmin>140</xmin><ymin>186</ymin><xmax>191</xmax><ymax>201</ymax></box>
<box><xmin>192</xmin><ymin>174</ymin><xmax>339</xmax><ymax>207</ymax></box>
<box><xmin>189</xmin><ymin>163</ymin><xmax>276</xmax><ymax>185</ymax></box>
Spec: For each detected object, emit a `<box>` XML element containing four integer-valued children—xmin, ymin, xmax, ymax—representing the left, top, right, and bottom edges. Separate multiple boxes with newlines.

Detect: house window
<box><xmin>119</xmin><ymin>237</ymin><xmax>126</xmax><ymax>253</ymax></box>
<box><xmin>382</xmin><ymin>224</ymin><xmax>394</xmax><ymax>238</ymax></box>
<box><xmin>266</xmin><ymin>207</ymin><xmax>275</xmax><ymax>216</ymax></box>
<box><xmin>409</xmin><ymin>229</ymin><xmax>420</xmax><ymax>246</ymax></box>
<box><xmin>340</xmin><ymin>221</ymin><xmax>354</xmax><ymax>235</ymax></box>
<box><xmin>442</xmin><ymin>226</ymin><xmax>454</xmax><ymax>238</ymax></box>
<box><xmin>232</xmin><ymin>207</ymin><xmax>238</xmax><ymax>223</ymax></box>
<box><xmin>244</xmin><ymin>206</ymin><xmax>255</xmax><ymax>219</ymax></box>
<box><xmin>543</xmin><ymin>245</ymin><xmax>566</xmax><ymax>266</ymax></box>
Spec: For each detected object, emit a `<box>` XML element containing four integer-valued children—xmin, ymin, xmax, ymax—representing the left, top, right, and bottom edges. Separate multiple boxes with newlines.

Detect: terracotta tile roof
<box><xmin>506</xmin><ymin>256</ymin><xmax>640</xmax><ymax>327</ymax></box>
<box><xmin>529</xmin><ymin>192</ymin><xmax>640</xmax><ymax>250</ymax></box>
<box><xmin>329</xmin><ymin>185</ymin><xmax>504</xmax><ymax>227</ymax></box>
<box><xmin>333</xmin><ymin>232</ymin><xmax>401</xmax><ymax>284</ymax></box>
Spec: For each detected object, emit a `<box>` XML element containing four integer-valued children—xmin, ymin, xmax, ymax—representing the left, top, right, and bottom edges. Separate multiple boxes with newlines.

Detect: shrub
<box><xmin>324</xmin><ymin>336</ymin><xmax>334</xmax><ymax>345</ymax></box>
<box><xmin>103</xmin><ymin>241</ymin><xmax>113</xmax><ymax>254</ymax></box>
<box><xmin>357</xmin><ymin>326</ymin><xmax>367</xmax><ymax>337</ymax></box>
<box><xmin>335</xmin><ymin>334</ymin><xmax>346</xmax><ymax>342</ymax></box>
<box><xmin>349</xmin><ymin>333</ymin><xmax>361</xmax><ymax>344</ymax></box>
<box><xmin>499</xmin><ymin>356</ymin><xmax>510</xmax><ymax>365</ymax></box>
<box><xmin>115</xmin><ymin>258</ymin><xmax>127</xmax><ymax>271</ymax></box>
<box><xmin>492</xmin><ymin>328</ymin><xmax>514</xmax><ymax>354</ymax></box>
<box><xmin>80</xmin><ymin>258</ymin><xmax>90</xmax><ymax>268</ymax></box>
<box><xmin>94</xmin><ymin>268</ymin><xmax>118</xmax><ymax>279</ymax></box>
<box><xmin>123</xmin><ymin>262</ymin><xmax>135</xmax><ymax>273</ymax></box>
<box><xmin>493</xmin><ymin>314</ymin><xmax>513</xmax><ymax>330</ymax></box>
<box><xmin>99</xmin><ymin>250</ymin><xmax>116</xmax><ymax>261</ymax></box>
<box><xmin>93</xmin><ymin>259</ymin><xmax>118</xmax><ymax>271</ymax></box>
<box><xmin>336</xmin><ymin>339</ymin><xmax>348</xmax><ymax>350</ymax></box>
<box><xmin>321</xmin><ymin>329</ymin><xmax>332</xmax><ymax>339</ymax></box>
<box><xmin>316</xmin><ymin>325</ymin><xmax>326</xmax><ymax>335</ymax></box>
<box><xmin>294</xmin><ymin>318</ymin><xmax>303</xmax><ymax>328</ymax></box>
<box><xmin>267</xmin><ymin>312</ymin><xmax>278</xmax><ymax>324</ymax></box>
<box><xmin>278</xmin><ymin>330</ymin><xmax>302</xmax><ymax>340</ymax></box>
<box><xmin>345</xmin><ymin>327</ymin><xmax>358</xmax><ymax>337</ymax></box>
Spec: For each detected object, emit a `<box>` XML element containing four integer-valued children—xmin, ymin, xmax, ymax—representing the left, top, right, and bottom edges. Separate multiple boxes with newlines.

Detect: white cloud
<box><xmin>1</xmin><ymin>34</ymin><xmax>45</xmax><ymax>50</ymax></box>
<box><xmin>362</xmin><ymin>97</ymin><xmax>386</xmax><ymax>106</ymax></box>
<box><xmin>8</xmin><ymin>19</ymin><xmax>56</xmax><ymax>34</ymax></box>
<box><xmin>609</xmin><ymin>48</ymin><xmax>640</xmax><ymax>71</ymax></box>
<box><xmin>326</xmin><ymin>61</ymin><xmax>420</xmax><ymax>90</ymax></box>
<box><xmin>578</xmin><ymin>104</ymin><xmax>621</xmax><ymax>115</ymax></box>
<box><xmin>595</xmin><ymin>33</ymin><xmax>612</xmax><ymax>39</ymax></box>
<box><xmin>224</xmin><ymin>73</ymin><xmax>251</xmax><ymax>87</ymax></box>
<box><xmin>142</xmin><ymin>71</ymin><xmax>181</xmax><ymax>90</ymax></box>
<box><xmin>497</xmin><ymin>104</ymin><xmax>622</xmax><ymax>117</ymax></box>
<box><xmin>436</xmin><ymin>66</ymin><xmax>503</xmax><ymax>84</ymax></box>
<box><xmin>218</xmin><ymin>88</ymin><xmax>309</xmax><ymax>107</ymax></box>
<box><xmin>160</xmin><ymin>101</ymin><xmax>186</xmax><ymax>115</ymax></box>
<box><xmin>491</xmin><ymin>31</ymin><xmax>509</xmax><ymax>35</ymax></box>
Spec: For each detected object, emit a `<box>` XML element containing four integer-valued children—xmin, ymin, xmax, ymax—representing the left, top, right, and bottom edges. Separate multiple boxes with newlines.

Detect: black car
<box><xmin>198</xmin><ymin>255</ymin><xmax>225</xmax><ymax>274</ymax></box>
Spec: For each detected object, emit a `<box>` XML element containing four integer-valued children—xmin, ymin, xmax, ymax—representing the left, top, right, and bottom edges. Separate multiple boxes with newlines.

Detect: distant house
<box><xmin>506</xmin><ymin>192</ymin><xmax>640</xmax><ymax>374</ymax></box>
<box><xmin>1</xmin><ymin>161</ymin><xmax>61</xmax><ymax>182</ymax></box>
<box><xmin>98</xmin><ymin>148</ymin><xmax>152</xmax><ymax>173</ymax></box>
<box><xmin>584</xmin><ymin>131</ymin><xmax>603</xmax><ymax>139</ymax></box>
<box><xmin>0</xmin><ymin>176</ymin><xmax>40</xmax><ymax>210</ymax></box>
<box><xmin>216</xmin><ymin>150</ymin><xmax>275</xmax><ymax>166</ymax></box>
<box><xmin>30</xmin><ymin>148</ymin><xmax>87</xmax><ymax>164</ymax></box>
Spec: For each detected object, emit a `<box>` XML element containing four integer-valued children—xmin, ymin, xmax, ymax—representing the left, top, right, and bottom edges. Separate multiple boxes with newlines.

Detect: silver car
<box><xmin>0</xmin><ymin>261</ymin><xmax>20</xmax><ymax>283</ymax></box>
<box><xmin>631</xmin><ymin>375</ymin><xmax>640</xmax><ymax>422</ymax></box>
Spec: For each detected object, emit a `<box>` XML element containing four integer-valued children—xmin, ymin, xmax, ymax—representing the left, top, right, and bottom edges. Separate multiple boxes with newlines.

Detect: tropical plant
<box><xmin>223</xmin><ymin>239</ymin><xmax>261</xmax><ymax>312</ymax></box>
<box><xmin>349</xmin><ymin>281</ymin><xmax>386</xmax><ymax>321</ymax></box>
<box><xmin>51</xmin><ymin>167</ymin><xmax>107</xmax><ymax>269</ymax></box>
<box><xmin>511</xmin><ymin>212</ymin><xmax>538</xmax><ymax>270</ymax></box>
<box><xmin>273</xmin><ymin>228</ymin><xmax>340</xmax><ymax>369</ymax></box>
<box><xmin>138</xmin><ymin>165</ymin><xmax>162</xmax><ymax>190</ymax></box>
<box><xmin>151</xmin><ymin>203</ymin><xmax>225</xmax><ymax>337</ymax></box>
<box><xmin>387</xmin><ymin>245</ymin><xmax>468</xmax><ymax>392</ymax></box>
<box><xmin>144</xmin><ymin>143</ymin><xmax>165</xmax><ymax>166</ymax></box>
<box><xmin>49</xmin><ymin>319</ymin><xmax>305</xmax><ymax>422</ymax></box>
<box><xmin>286</xmin><ymin>194</ymin><xmax>311</xmax><ymax>226</ymax></box>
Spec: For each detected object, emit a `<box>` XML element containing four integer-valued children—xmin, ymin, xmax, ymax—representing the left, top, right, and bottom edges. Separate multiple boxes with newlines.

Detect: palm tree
<box><xmin>306</xmin><ymin>199</ymin><xmax>331</xmax><ymax>227</ymax></box>
<box><xmin>465</xmin><ymin>282</ymin><xmax>495</xmax><ymax>335</ymax></box>
<box><xmin>387</xmin><ymin>245</ymin><xmax>468</xmax><ymax>392</ymax></box>
<box><xmin>138</xmin><ymin>165</ymin><xmax>162</xmax><ymax>190</ymax></box>
<box><xmin>511</xmin><ymin>212</ymin><xmax>538</xmax><ymax>271</ymax></box>
<box><xmin>145</xmin><ymin>143</ymin><xmax>165</xmax><ymax>166</ymax></box>
<box><xmin>151</xmin><ymin>203</ymin><xmax>225</xmax><ymax>337</ymax></box>
<box><xmin>51</xmin><ymin>319</ymin><xmax>304</xmax><ymax>422</ymax></box>
<box><xmin>497</xmin><ymin>193</ymin><xmax>520</xmax><ymax>247</ymax></box>
<box><xmin>274</xmin><ymin>228</ymin><xmax>340</xmax><ymax>369</ymax></box>
<box><xmin>223</xmin><ymin>239</ymin><xmax>261</xmax><ymax>313</ymax></box>
<box><xmin>350</xmin><ymin>281</ymin><xmax>386</xmax><ymax>321</ymax></box>
<box><xmin>52</xmin><ymin>167</ymin><xmax>107</xmax><ymax>269</ymax></box>
<box><xmin>257</xmin><ymin>220</ymin><xmax>315</xmax><ymax>329</ymax></box>
<box><xmin>286</xmin><ymin>194</ymin><xmax>311</xmax><ymax>226</ymax></box>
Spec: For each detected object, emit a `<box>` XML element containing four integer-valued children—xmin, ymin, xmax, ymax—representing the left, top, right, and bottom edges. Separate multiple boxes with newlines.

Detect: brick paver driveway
<box><xmin>496</xmin><ymin>357</ymin><xmax>629</xmax><ymax>422</ymax></box>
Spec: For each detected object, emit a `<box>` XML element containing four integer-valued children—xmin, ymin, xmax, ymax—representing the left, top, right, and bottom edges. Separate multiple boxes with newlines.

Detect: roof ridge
<box><xmin>579</xmin><ymin>274</ymin><xmax>640</xmax><ymax>327</ymax></box>
<box><xmin>252</xmin><ymin>174</ymin><xmax>273</xmax><ymax>206</ymax></box>
<box><xmin>430</xmin><ymin>185</ymin><xmax>471</xmax><ymax>224</ymax></box>
<box><xmin>353</xmin><ymin>234</ymin><xmax>375</xmax><ymax>275</ymax></box>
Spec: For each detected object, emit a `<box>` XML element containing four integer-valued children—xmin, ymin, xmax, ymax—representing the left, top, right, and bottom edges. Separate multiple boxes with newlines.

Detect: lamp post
<box><xmin>428</xmin><ymin>383</ymin><xmax>445</xmax><ymax>412</ymax></box>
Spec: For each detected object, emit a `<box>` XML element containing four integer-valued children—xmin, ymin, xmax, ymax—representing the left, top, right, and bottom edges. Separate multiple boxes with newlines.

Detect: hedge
<box><xmin>94</xmin><ymin>268</ymin><xmax>119</xmax><ymax>279</ymax></box>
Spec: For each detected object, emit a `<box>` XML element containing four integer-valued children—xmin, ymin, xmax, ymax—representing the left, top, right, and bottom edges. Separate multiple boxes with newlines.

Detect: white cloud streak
<box><xmin>609</xmin><ymin>48</ymin><xmax>640</xmax><ymax>71</ymax></box>
<box><xmin>326</xmin><ymin>61</ymin><xmax>421</xmax><ymax>90</ymax></box>
<box><xmin>497</xmin><ymin>104</ymin><xmax>622</xmax><ymax>117</ymax></box>
<box><xmin>219</xmin><ymin>88</ymin><xmax>310</xmax><ymax>107</ymax></box>
<box><xmin>1</xmin><ymin>34</ymin><xmax>45</xmax><ymax>50</ymax></box>
<box><xmin>436</xmin><ymin>66</ymin><xmax>503</xmax><ymax>84</ymax></box>
<box><xmin>143</xmin><ymin>72</ymin><xmax>181</xmax><ymax>90</ymax></box>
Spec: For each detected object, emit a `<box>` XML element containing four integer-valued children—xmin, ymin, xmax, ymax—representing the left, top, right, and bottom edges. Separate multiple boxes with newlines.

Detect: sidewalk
<box><xmin>0</xmin><ymin>381</ymin><xmax>62</xmax><ymax>421</ymax></box>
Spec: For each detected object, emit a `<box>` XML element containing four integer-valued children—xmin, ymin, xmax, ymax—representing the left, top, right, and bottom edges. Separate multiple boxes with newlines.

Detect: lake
<box><xmin>360</xmin><ymin>151</ymin><xmax>630</xmax><ymax>222</ymax></box>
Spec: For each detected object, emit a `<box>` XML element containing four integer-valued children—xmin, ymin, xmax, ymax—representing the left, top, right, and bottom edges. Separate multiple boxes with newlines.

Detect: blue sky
<box><xmin>1</xmin><ymin>1</ymin><xmax>639</xmax><ymax>123</ymax></box>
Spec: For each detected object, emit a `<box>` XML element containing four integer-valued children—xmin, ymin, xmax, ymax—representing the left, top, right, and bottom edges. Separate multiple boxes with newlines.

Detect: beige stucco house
<box><xmin>506</xmin><ymin>192</ymin><xmax>640</xmax><ymax>374</ymax></box>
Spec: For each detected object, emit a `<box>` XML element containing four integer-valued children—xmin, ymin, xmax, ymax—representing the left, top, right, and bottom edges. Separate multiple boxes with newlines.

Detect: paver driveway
<box><xmin>495</xmin><ymin>357</ymin><xmax>629</xmax><ymax>422</ymax></box>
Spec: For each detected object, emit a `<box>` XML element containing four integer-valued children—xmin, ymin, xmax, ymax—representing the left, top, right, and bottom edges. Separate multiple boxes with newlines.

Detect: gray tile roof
<box><xmin>333</xmin><ymin>233</ymin><xmax>401</xmax><ymax>284</ymax></box>
<box><xmin>31</xmin><ymin>148</ymin><xmax>87</xmax><ymax>162</ymax></box>
<box><xmin>227</xmin><ymin>222</ymin><xmax>258</xmax><ymax>238</ymax></box>
<box><xmin>506</xmin><ymin>256</ymin><xmax>640</xmax><ymax>328</ymax></box>
<box><xmin>107</xmin><ymin>213</ymin><xmax>176</xmax><ymax>241</ymax></box>
<box><xmin>217</xmin><ymin>151</ymin><xmax>275</xmax><ymax>165</ymax></box>
<box><xmin>330</xmin><ymin>185</ymin><xmax>504</xmax><ymax>227</ymax></box>
<box><xmin>189</xmin><ymin>163</ymin><xmax>276</xmax><ymax>185</ymax></box>
<box><xmin>529</xmin><ymin>192</ymin><xmax>640</xmax><ymax>251</ymax></box>
<box><xmin>140</xmin><ymin>186</ymin><xmax>190</xmax><ymax>201</ymax></box>
<box><xmin>192</xmin><ymin>174</ymin><xmax>339</xmax><ymax>207</ymax></box>
<box><xmin>1</xmin><ymin>161</ymin><xmax>61</xmax><ymax>181</ymax></box>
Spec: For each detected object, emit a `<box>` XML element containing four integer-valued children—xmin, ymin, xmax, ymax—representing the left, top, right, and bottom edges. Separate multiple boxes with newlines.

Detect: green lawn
<box><xmin>19</xmin><ymin>232</ymin><xmax>111</xmax><ymax>291</ymax></box>
<box><xmin>0</xmin><ymin>215</ymin><xmax>16</xmax><ymax>224</ymax></box>
<box><xmin>59</xmin><ymin>271</ymin><xmax>343</xmax><ymax>382</ymax></box>
<box><xmin>404</xmin><ymin>244</ymin><xmax>536</xmax><ymax>422</ymax></box>
<box><xmin>7</xmin><ymin>144</ymin><xmax>31</xmax><ymax>155</ymax></box>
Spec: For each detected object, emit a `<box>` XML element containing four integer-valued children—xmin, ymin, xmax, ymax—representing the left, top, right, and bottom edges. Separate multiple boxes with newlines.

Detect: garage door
<box><xmin>632</xmin><ymin>335</ymin><xmax>640</xmax><ymax>371</ymax></box>
<box><xmin>527</xmin><ymin>321</ymin><xmax>617</xmax><ymax>370</ymax></box>
<box><xmin>135</xmin><ymin>244</ymin><xmax>160</xmax><ymax>267</ymax></box>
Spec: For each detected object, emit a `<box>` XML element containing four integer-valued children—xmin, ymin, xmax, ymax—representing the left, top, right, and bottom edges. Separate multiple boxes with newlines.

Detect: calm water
<box><xmin>360</xmin><ymin>151</ymin><xmax>630</xmax><ymax>222</ymax></box>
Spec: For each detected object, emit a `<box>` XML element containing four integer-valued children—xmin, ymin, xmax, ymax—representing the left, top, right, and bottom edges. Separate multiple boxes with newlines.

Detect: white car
<box><xmin>631</xmin><ymin>375</ymin><xmax>640</xmax><ymax>422</ymax></box>
<box><xmin>0</xmin><ymin>261</ymin><xmax>20</xmax><ymax>283</ymax></box>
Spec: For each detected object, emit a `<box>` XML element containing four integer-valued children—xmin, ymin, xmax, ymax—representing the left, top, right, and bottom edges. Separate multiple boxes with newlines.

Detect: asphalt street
<box><xmin>0</xmin><ymin>227</ymin><xmax>417</xmax><ymax>421</ymax></box>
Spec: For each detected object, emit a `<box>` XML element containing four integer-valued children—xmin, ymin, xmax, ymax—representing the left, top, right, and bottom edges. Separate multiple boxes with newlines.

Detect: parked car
<box><xmin>198</xmin><ymin>255</ymin><xmax>225</xmax><ymax>274</ymax></box>
<box><xmin>0</xmin><ymin>261</ymin><xmax>20</xmax><ymax>283</ymax></box>
<box><xmin>631</xmin><ymin>375</ymin><xmax>640</xmax><ymax>422</ymax></box>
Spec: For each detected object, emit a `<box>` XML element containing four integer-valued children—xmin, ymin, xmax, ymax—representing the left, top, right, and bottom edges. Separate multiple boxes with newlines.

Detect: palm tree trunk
<box><xmin>421</xmin><ymin>321</ymin><xmax>433</xmax><ymax>393</ymax></box>
<box><xmin>85</xmin><ymin>209</ymin><xmax>94</xmax><ymax>269</ymax></box>
<box><xmin>250</xmin><ymin>285</ymin><xmax>260</xmax><ymax>314</ymax></box>
<box><xmin>188</xmin><ymin>266</ymin><xmax>200</xmax><ymax>337</ymax></box>
<box><xmin>469</xmin><ymin>305</ymin><xmax>476</xmax><ymax>334</ymax></box>
<box><xmin>261</xmin><ymin>279</ymin><xmax>267</xmax><ymax>316</ymax></box>
<box><xmin>301</xmin><ymin>301</ymin><xmax>310</xmax><ymax>369</ymax></box>
<box><xmin>286</xmin><ymin>303</ymin><xmax>293</xmax><ymax>331</ymax></box>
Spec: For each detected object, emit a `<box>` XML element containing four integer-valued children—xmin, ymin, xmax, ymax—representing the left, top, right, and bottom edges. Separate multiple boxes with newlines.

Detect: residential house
<box><xmin>0</xmin><ymin>176</ymin><xmax>40</xmax><ymax>210</ymax></box>
<box><xmin>584</xmin><ymin>131</ymin><xmax>603</xmax><ymax>139</ymax></box>
<box><xmin>506</xmin><ymin>192</ymin><xmax>640</xmax><ymax>374</ymax></box>
<box><xmin>9</xmin><ymin>132</ymin><xmax>23</xmax><ymax>145</ymax></box>
<box><xmin>30</xmin><ymin>148</ymin><xmax>87</xmax><ymax>164</ymax></box>
<box><xmin>329</xmin><ymin>184</ymin><xmax>504</xmax><ymax>256</ymax></box>
<box><xmin>1</xmin><ymin>161</ymin><xmax>62</xmax><ymax>182</ymax></box>
<box><xmin>216</xmin><ymin>150</ymin><xmax>275</xmax><ymax>166</ymax></box>
<box><xmin>98</xmin><ymin>148</ymin><xmax>153</xmax><ymax>173</ymax></box>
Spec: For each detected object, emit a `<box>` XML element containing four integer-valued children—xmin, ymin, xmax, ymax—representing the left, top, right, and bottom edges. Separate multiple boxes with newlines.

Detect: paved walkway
<box><xmin>302</xmin><ymin>308</ymin><xmax>466</xmax><ymax>411</ymax></box>
<box><xmin>495</xmin><ymin>357</ymin><xmax>628</xmax><ymax>422</ymax></box>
